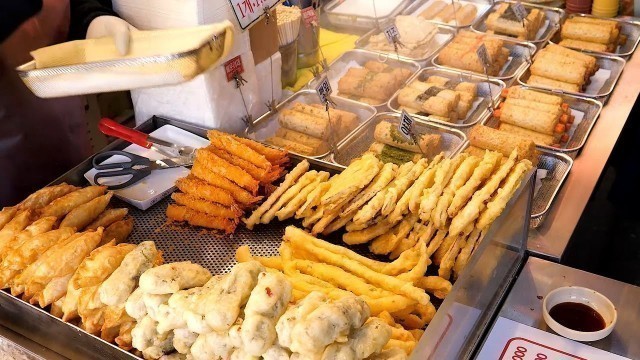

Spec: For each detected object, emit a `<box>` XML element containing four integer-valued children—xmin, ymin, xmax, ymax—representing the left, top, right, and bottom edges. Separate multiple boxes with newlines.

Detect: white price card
<box><xmin>511</xmin><ymin>2</ymin><xmax>528</xmax><ymax>23</ymax></box>
<box><xmin>315</xmin><ymin>76</ymin><xmax>333</xmax><ymax>104</ymax></box>
<box><xmin>477</xmin><ymin>318</ymin><xmax>632</xmax><ymax>360</ymax></box>
<box><xmin>229</xmin><ymin>0</ymin><xmax>279</xmax><ymax>30</ymax></box>
<box><xmin>384</xmin><ymin>25</ymin><xmax>401</xmax><ymax>45</ymax></box>
<box><xmin>399</xmin><ymin>110</ymin><xmax>415</xmax><ymax>140</ymax></box>
<box><xmin>476</xmin><ymin>44</ymin><xmax>491</xmax><ymax>69</ymax></box>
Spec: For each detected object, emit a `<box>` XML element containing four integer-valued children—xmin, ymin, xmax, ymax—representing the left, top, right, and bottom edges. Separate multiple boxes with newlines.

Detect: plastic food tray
<box><xmin>471</xmin><ymin>1</ymin><xmax>565</xmax><ymax>49</ymax></box>
<box><xmin>530</xmin><ymin>150</ymin><xmax>573</xmax><ymax>226</ymax></box>
<box><xmin>354</xmin><ymin>25</ymin><xmax>457</xmax><ymax>64</ymax></box>
<box><xmin>387</xmin><ymin>67</ymin><xmax>506</xmax><ymax>128</ymax></box>
<box><xmin>432</xmin><ymin>36</ymin><xmax>537</xmax><ymax>81</ymax></box>
<box><xmin>306</xmin><ymin>49</ymin><xmax>421</xmax><ymax>108</ymax></box>
<box><xmin>332</xmin><ymin>112</ymin><xmax>468</xmax><ymax>166</ymax></box>
<box><xmin>550</xmin><ymin>14</ymin><xmax>640</xmax><ymax>57</ymax></box>
<box><xmin>246</xmin><ymin>90</ymin><xmax>377</xmax><ymax>160</ymax></box>
<box><xmin>323</xmin><ymin>0</ymin><xmax>413</xmax><ymax>30</ymax></box>
<box><xmin>402</xmin><ymin>0</ymin><xmax>494</xmax><ymax>28</ymax></box>
<box><xmin>517</xmin><ymin>51</ymin><xmax>626</xmax><ymax>98</ymax></box>
<box><xmin>482</xmin><ymin>85</ymin><xmax>603</xmax><ymax>153</ymax></box>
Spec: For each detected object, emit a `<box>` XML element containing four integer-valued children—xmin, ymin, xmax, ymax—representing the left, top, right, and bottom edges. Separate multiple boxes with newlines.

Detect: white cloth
<box><xmin>86</xmin><ymin>15</ymin><xmax>136</xmax><ymax>55</ymax></box>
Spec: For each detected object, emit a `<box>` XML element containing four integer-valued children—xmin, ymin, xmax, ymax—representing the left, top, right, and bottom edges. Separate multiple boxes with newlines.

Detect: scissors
<box><xmin>92</xmin><ymin>150</ymin><xmax>193</xmax><ymax>190</ymax></box>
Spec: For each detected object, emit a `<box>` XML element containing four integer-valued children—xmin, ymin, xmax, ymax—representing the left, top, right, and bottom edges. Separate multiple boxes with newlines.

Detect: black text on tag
<box><xmin>511</xmin><ymin>2</ymin><xmax>528</xmax><ymax>23</ymax></box>
<box><xmin>315</xmin><ymin>76</ymin><xmax>332</xmax><ymax>104</ymax></box>
<box><xmin>476</xmin><ymin>44</ymin><xmax>491</xmax><ymax>69</ymax></box>
<box><xmin>384</xmin><ymin>25</ymin><xmax>401</xmax><ymax>45</ymax></box>
<box><xmin>399</xmin><ymin>111</ymin><xmax>415</xmax><ymax>140</ymax></box>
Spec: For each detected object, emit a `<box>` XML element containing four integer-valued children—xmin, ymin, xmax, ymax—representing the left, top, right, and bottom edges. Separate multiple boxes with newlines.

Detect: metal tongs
<box><xmin>98</xmin><ymin>118</ymin><xmax>196</xmax><ymax>159</ymax></box>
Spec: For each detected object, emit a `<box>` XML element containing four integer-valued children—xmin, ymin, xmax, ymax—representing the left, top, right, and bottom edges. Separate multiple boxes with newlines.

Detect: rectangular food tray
<box><xmin>306</xmin><ymin>49</ymin><xmax>421</xmax><ymax>107</ymax></box>
<box><xmin>354</xmin><ymin>25</ymin><xmax>457</xmax><ymax>63</ymax></box>
<box><xmin>550</xmin><ymin>13</ymin><xmax>640</xmax><ymax>57</ymax></box>
<box><xmin>482</xmin><ymin>85</ymin><xmax>603</xmax><ymax>153</ymax></box>
<box><xmin>471</xmin><ymin>1</ymin><xmax>564</xmax><ymax>49</ymax></box>
<box><xmin>530</xmin><ymin>150</ymin><xmax>573</xmax><ymax>225</ymax></box>
<box><xmin>402</xmin><ymin>0</ymin><xmax>494</xmax><ymax>28</ymax></box>
<box><xmin>246</xmin><ymin>90</ymin><xmax>377</xmax><ymax>160</ymax></box>
<box><xmin>323</xmin><ymin>0</ymin><xmax>412</xmax><ymax>30</ymax></box>
<box><xmin>432</xmin><ymin>37</ymin><xmax>537</xmax><ymax>80</ymax></box>
<box><xmin>331</xmin><ymin>112</ymin><xmax>468</xmax><ymax>166</ymax></box>
<box><xmin>0</xmin><ymin>115</ymin><xmax>531</xmax><ymax>360</ymax></box>
<box><xmin>388</xmin><ymin>67</ymin><xmax>506</xmax><ymax>128</ymax></box>
<box><xmin>517</xmin><ymin>52</ymin><xmax>626</xmax><ymax>98</ymax></box>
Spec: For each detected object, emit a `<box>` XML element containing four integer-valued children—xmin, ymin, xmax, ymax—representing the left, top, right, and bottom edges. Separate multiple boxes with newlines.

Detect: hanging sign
<box><xmin>399</xmin><ymin>111</ymin><xmax>415</xmax><ymax>141</ymax></box>
<box><xmin>229</xmin><ymin>0</ymin><xmax>279</xmax><ymax>30</ymax></box>
<box><xmin>511</xmin><ymin>2</ymin><xmax>528</xmax><ymax>23</ymax></box>
<box><xmin>302</xmin><ymin>6</ymin><xmax>319</xmax><ymax>28</ymax></box>
<box><xmin>224</xmin><ymin>56</ymin><xmax>245</xmax><ymax>82</ymax></box>
<box><xmin>315</xmin><ymin>76</ymin><xmax>333</xmax><ymax>104</ymax></box>
<box><xmin>476</xmin><ymin>44</ymin><xmax>491</xmax><ymax>69</ymax></box>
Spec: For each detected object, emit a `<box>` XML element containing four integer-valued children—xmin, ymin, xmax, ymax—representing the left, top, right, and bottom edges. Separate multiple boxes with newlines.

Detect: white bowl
<box><xmin>542</xmin><ymin>286</ymin><xmax>617</xmax><ymax>342</ymax></box>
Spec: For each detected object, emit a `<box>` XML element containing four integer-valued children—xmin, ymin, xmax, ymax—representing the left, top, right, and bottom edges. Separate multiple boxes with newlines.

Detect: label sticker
<box><xmin>399</xmin><ymin>110</ymin><xmax>415</xmax><ymax>140</ymax></box>
<box><xmin>224</xmin><ymin>55</ymin><xmax>244</xmax><ymax>82</ymax></box>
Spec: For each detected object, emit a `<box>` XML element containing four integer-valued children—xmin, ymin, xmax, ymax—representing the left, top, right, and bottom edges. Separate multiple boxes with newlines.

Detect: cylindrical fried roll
<box><xmin>398</xmin><ymin>87</ymin><xmax>426</xmax><ymax>110</ymax></box>
<box><xmin>422</xmin><ymin>96</ymin><xmax>453</xmax><ymax>117</ymax></box>
<box><xmin>561</xmin><ymin>22</ymin><xmax>614</xmax><ymax>45</ymax></box>
<box><xmin>338</xmin><ymin>69</ymin><xmax>396</xmax><ymax>100</ymax></box>
<box><xmin>425</xmin><ymin>76</ymin><xmax>450</xmax><ymax>87</ymax></box>
<box><xmin>468</xmin><ymin>125</ymin><xmax>537</xmax><ymax>163</ymax></box>
<box><xmin>455</xmin><ymin>100</ymin><xmax>473</xmax><ymax>118</ymax></box>
<box><xmin>435</xmin><ymin>2</ymin><xmax>462</xmax><ymax>22</ymax></box>
<box><xmin>266</xmin><ymin>136</ymin><xmax>315</xmax><ymax>156</ymax></box>
<box><xmin>504</xmin><ymin>98</ymin><xmax>563</xmax><ymax>118</ymax></box>
<box><xmin>420</xmin><ymin>0</ymin><xmax>447</xmax><ymax>19</ymax></box>
<box><xmin>545</xmin><ymin>44</ymin><xmax>597</xmax><ymax>73</ymax></box>
<box><xmin>527</xmin><ymin>75</ymin><xmax>581</xmax><ymax>92</ymax></box>
<box><xmin>569</xmin><ymin>16</ymin><xmax>619</xmax><ymax>30</ymax></box>
<box><xmin>275</xmin><ymin>128</ymin><xmax>328</xmax><ymax>154</ymax></box>
<box><xmin>453</xmin><ymin>4</ymin><xmax>478</xmax><ymax>26</ymax></box>
<box><xmin>500</xmin><ymin>102</ymin><xmax>559</xmax><ymax>135</ymax></box>
<box><xmin>454</xmin><ymin>82</ymin><xmax>477</xmax><ymax>96</ymax></box>
<box><xmin>439</xmin><ymin>47</ymin><xmax>486</xmax><ymax>74</ymax></box>
<box><xmin>558</xmin><ymin>39</ymin><xmax>608</xmax><ymax>52</ymax></box>
<box><xmin>504</xmin><ymin>87</ymin><xmax>563</xmax><ymax>106</ymax></box>
<box><xmin>531</xmin><ymin>56</ymin><xmax>587</xmax><ymax>85</ymax></box>
<box><xmin>498</xmin><ymin>123</ymin><xmax>556</xmax><ymax>146</ymax></box>
<box><xmin>278</xmin><ymin>109</ymin><xmax>329</xmax><ymax>140</ymax></box>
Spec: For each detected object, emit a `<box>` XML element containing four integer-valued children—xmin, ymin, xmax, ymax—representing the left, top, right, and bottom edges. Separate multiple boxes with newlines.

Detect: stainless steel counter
<box><xmin>527</xmin><ymin>49</ymin><xmax>640</xmax><ymax>261</ymax></box>
<box><xmin>0</xmin><ymin>325</ymin><xmax>64</xmax><ymax>360</ymax></box>
<box><xmin>490</xmin><ymin>257</ymin><xmax>640</xmax><ymax>359</ymax></box>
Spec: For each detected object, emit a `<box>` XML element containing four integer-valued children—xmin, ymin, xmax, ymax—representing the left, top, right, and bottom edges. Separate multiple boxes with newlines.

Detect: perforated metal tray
<box><xmin>530</xmin><ymin>150</ymin><xmax>573</xmax><ymax>227</ymax></box>
<box><xmin>387</xmin><ymin>67</ymin><xmax>506</xmax><ymax>128</ymax></box>
<box><xmin>402</xmin><ymin>0</ymin><xmax>494</xmax><ymax>28</ymax></box>
<box><xmin>323</xmin><ymin>0</ymin><xmax>412</xmax><ymax>30</ymax></box>
<box><xmin>471</xmin><ymin>1</ymin><xmax>564</xmax><ymax>49</ymax></box>
<box><xmin>550</xmin><ymin>14</ymin><xmax>640</xmax><ymax>57</ymax></box>
<box><xmin>306</xmin><ymin>49</ymin><xmax>421</xmax><ymax>108</ymax></box>
<box><xmin>517</xmin><ymin>51</ymin><xmax>626</xmax><ymax>98</ymax></box>
<box><xmin>432</xmin><ymin>36</ymin><xmax>537</xmax><ymax>80</ymax></box>
<box><xmin>482</xmin><ymin>85</ymin><xmax>603</xmax><ymax>153</ymax></box>
<box><xmin>354</xmin><ymin>25</ymin><xmax>457</xmax><ymax>63</ymax></box>
<box><xmin>246</xmin><ymin>90</ymin><xmax>377</xmax><ymax>160</ymax></box>
<box><xmin>332</xmin><ymin>112</ymin><xmax>468</xmax><ymax>166</ymax></box>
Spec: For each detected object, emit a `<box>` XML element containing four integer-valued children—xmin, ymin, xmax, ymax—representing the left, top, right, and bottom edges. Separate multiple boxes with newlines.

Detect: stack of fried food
<box><xmin>367</xmin><ymin>16</ymin><xmax>439</xmax><ymax>58</ymax></box>
<box><xmin>166</xmin><ymin>130</ymin><xmax>289</xmax><ymax>233</ymax></box>
<box><xmin>419</xmin><ymin>0</ymin><xmax>478</xmax><ymax>27</ymax></box>
<box><xmin>485</xmin><ymin>3</ymin><xmax>545</xmax><ymax>41</ymax></box>
<box><xmin>0</xmin><ymin>183</ymin><xmax>143</xmax><ymax>349</ymax></box>
<box><xmin>124</xmin><ymin>259</ymin><xmax>406</xmax><ymax>360</ymax></box>
<box><xmin>397</xmin><ymin>74</ymin><xmax>480</xmax><ymax>123</ymax></box>
<box><xmin>467</xmin><ymin>125</ymin><xmax>539</xmax><ymax>166</ymax></box>
<box><xmin>337</xmin><ymin>61</ymin><xmax>413</xmax><ymax>105</ymax></box>
<box><xmin>560</xmin><ymin>16</ymin><xmax>626</xmax><ymax>53</ymax></box>
<box><xmin>526</xmin><ymin>44</ymin><xmax>599</xmax><ymax>93</ymax></box>
<box><xmin>438</xmin><ymin>31</ymin><xmax>510</xmax><ymax>76</ymax></box>
<box><xmin>249</xmin><ymin>148</ymin><xmax>532</xmax><ymax>281</ymax></box>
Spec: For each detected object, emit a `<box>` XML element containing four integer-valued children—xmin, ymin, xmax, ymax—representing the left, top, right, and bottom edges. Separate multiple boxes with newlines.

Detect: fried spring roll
<box><xmin>41</xmin><ymin>186</ymin><xmax>107</xmax><ymax>218</ymax></box>
<box><xmin>559</xmin><ymin>39</ymin><xmax>609</xmax><ymax>53</ymax></box>
<box><xmin>19</xmin><ymin>184</ymin><xmax>79</xmax><ymax>210</ymax></box>
<box><xmin>503</xmin><ymin>87</ymin><xmax>563</xmax><ymax>106</ymax></box>
<box><xmin>101</xmin><ymin>217</ymin><xmax>134</xmax><ymax>246</ymax></box>
<box><xmin>469</xmin><ymin>125</ymin><xmax>537</xmax><ymax>163</ymax></box>
<box><xmin>499</xmin><ymin>102</ymin><xmax>559</xmax><ymax>135</ymax></box>
<box><xmin>561</xmin><ymin>22</ymin><xmax>614</xmax><ymax>45</ymax></box>
<box><xmin>498</xmin><ymin>123</ymin><xmax>556</xmax><ymax>146</ymax></box>
<box><xmin>85</xmin><ymin>208</ymin><xmax>129</xmax><ymax>231</ymax></box>
<box><xmin>527</xmin><ymin>75</ymin><xmax>581</xmax><ymax>93</ymax></box>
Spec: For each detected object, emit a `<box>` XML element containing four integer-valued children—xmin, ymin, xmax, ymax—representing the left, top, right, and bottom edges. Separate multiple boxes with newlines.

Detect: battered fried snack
<box><xmin>296</xmin><ymin>182</ymin><xmax>331</xmax><ymax>219</ymax></box>
<box><xmin>382</xmin><ymin>160</ymin><xmax>427</xmax><ymax>216</ymax></box>
<box><xmin>1</xmin><ymin>216</ymin><xmax>57</xmax><ymax>258</ymax></box>
<box><xmin>171</xmin><ymin>192</ymin><xmax>241</xmax><ymax>219</ymax></box>
<box><xmin>101</xmin><ymin>217</ymin><xmax>134</xmax><ymax>245</ymax></box>
<box><xmin>322</xmin><ymin>154</ymin><xmax>382</xmax><ymax>207</ymax></box>
<box><xmin>191</xmin><ymin>160</ymin><xmax>260</xmax><ymax>205</ymax></box>
<box><xmin>60</xmin><ymin>192</ymin><xmax>113</xmax><ymax>230</ymax></box>
<box><xmin>18</xmin><ymin>183</ymin><xmax>79</xmax><ymax>210</ymax></box>
<box><xmin>369</xmin><ymin>214</ymin><xmax>419</xmax><ymax>255</ymax></box>
<box><xmin>175</xmin><ymin>177</ymin><xmax>236</xmax><ymax>207</ymax></box>
<box><xmin>86</xmin><ymin>208</ymin><xmax>129</xmax><ymax>231</ymax></box>
<box><xmin>166</xmin><ymin>204</ymin><xmax>236</xmax><ymax>233</ymax></box>
<box><xmin>0</xmin><ymin>207</ymin><xmax>18</xmax><ymax>230</ymax></box>
<box><xmin>262</xmin><ymin>171</ymin><xmax>319</xmax><ymax>224</ymax></box>
<box><xmin>419</xmin><ymin>155</ymin><xmax>467</xmax><ymax>223</ymax></box>
<box><xmin>41</xmin><ymin>185</ymin><xmax>107</xmax><ymax>218</ymax></box>
<box><xmin>139</xmin><ymin>261</ymin><xmax>211</xmax><ymax>294</ymax></box>
<box><xmin>232</xmin><ymin>135</ymin><xmax>289</xmax><ymax>165</ymax></box>
<box><xmin>432</xmin><ymin>155</ymin><xmax>481</xmax><ymax>229</ymax></box>
<box><xmin>196</xmin><ymin>149</ymin><xmax>259</xmax><ymax>194</ymax></box>
<box><xmin>415</xmin><ymin>276</ymin><xmax>452</xmax><ymax>299</ymax></box>
<box><xmin>207</xmin><ymin>130</ymin><xmax>272</xmax><ymax>170</ymax></box>
<box><xmin>343</xmin><ymin>218</ymin><xmax>399</xmax><ymax>245</ymax></box>
<box><xmin>0</xmin><ymin>210</ymin><xmax>34</xmax><ymax>256</ymax></box>
<box><xmin>438</xmin><ymin>234</ymin><xmax>467</xmax><ymax>280</ymax></box>
<box><xmin>453</xmin><ymin>228</ymin><xmax>482</xmax><ymax>280</ymax></box>
<box><xmin>425</xmin><ymin>229</ymin><xmax>447</xmax><ymax>258</ymax></box>
<box><xmin>448</xmin><ymin>151</ymin><xmax>502</xmax><ymax>217</ymax></box>
<box><xmin>276</xmin><ymin>173</ymin><xmax>330</xmax><ymax>221</ymax></box>
<box><xmin>206</xmin><ymin>146</ymin><xmax>282</xmax><ymax>184</ymax></box>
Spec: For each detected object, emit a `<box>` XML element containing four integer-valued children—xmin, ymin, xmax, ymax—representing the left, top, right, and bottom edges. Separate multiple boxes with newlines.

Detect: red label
<box><xmin>224</xmin><ymin>55</ymin><xmax>244</xmax><ymax>82</ymax></box>
<box><xmin>302</xmin><ymin>7</ymin><xmax>318</xmax><ymax>28</ymax></box>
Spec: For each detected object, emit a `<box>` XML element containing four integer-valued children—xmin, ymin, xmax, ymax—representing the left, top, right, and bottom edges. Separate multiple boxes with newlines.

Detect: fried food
<box><xmin>419</xmin><ymin>155</ymin><xmax>467</xmax><ymax>222</ymax></box>
<box><xmin>382</xmin><ymin>160</ymin><xmax>427</xmax><ymax>216</ymax></box>
<box><xmin>166</xmin><ymin>205</ymin><xmax>236</xmax><ymax>233</ymax></box>
<box><xmin>322</xmin><ymin>154</ymin><xmax>382</xmax><ymax>207</ymax></box>
<box><xmin>415</xmin><ymin>276</ymin><xmax>452</xmax><ymax>299</ymax></box>
<box><xmin>295</xmin><ymin>182</ymin><xmax>330</xmax><ymax>219</ymax></box>
<box><xmin>85</xmin><ymin>208</ymin><xmax>129</xmax><ymax>231</ymax></box>
<box><xmin>369</xmin><ymin>214</ymin><xmax>419</xmax><ymax>255</ymax></box>
<box><xmin>191</xmin><ymin>160</ymin><xmax>260</xmax><ymax>205</ymax></box>
<box><xmin>207</xmin><ymin>146</ymin><xmax>282</xmax><ymax>184</ymax></box>
<box><xmin>233</xmin><ymin>135</ymin><xmax>289</xmax><ymax>165</ymax></box>
<box><xmin>244</xmin><ymin>160</ymin><xmax>310</xmax><ymax>229</ymax></box>
<box><xmin>425</xmin><ymin>229</ymin><xmax>447</xmax><ymax>258</ymax></box>
<box><xmin>2</xmin><ymin>216</ymin><xmax>57</xmax><ymax>258</ymax></box>
<box><xmin>275</xmin><ymin>172</ymin><xmax>330</xmax><ymax>221</ymax></box>
<box><xmin>207</xmin><ymin>130</ymin><xmax>272</xmax><ymax>170</ymax></box>
<box><xmin>41</xmin><ymin>185</ymin><xmax>107</xmax><ymax>218</ymax></box>
<box><xmin>448</xmin><ymin>151</ymin><xmax>502</xmax><ymax>217</ymax></box>
<box><xmin>102</xmin><ymin>217</ymin><xmax>134</xmax><ymax>245</ymax></box>
<box><xmin>60</xmin><ymin>192</ymin><xmax>113</xmax><ymax>230</ymax></box>
<box><xmin>18</xmin><ymin>183</ymin><xmax>79</xmax><ymax>210</ymax></box>
<box><xmin>139</xmin><ymin>262</ymin><xmax>211</xmax><ymax>294</ymax></box>
<box><xmin>0</xmin><ymin>210</ymin><xmax>34</xmax><ymax>256</ymax></box>
<box><xmin>343</xmin><ymin>218</ymin><xmax>399</xmax><ymax>245</ymax></box>
<box><xmin>171</xmin><ymin>192</ymin><xmax>240</xmax><ymax>219</ymax></box>
<box><xmin>196</xmin><ymin>149</ymin><xmax>259</xmax><ymax>194</ymax></box>
<box><xmin>0</xmin><ymin>207</ymin><xmax>18</xmax><ymax>230</ymax></box>
<box><xmin>432</xmin><ymin>155</ymin><xmax>481</xmax><ymax>229</ymax></box>
<box><xmin>438</xmin><ymin>234</ymin><xmax>467</xmax><ymax>280</ymax></box>
<box><xmin>174</xmin><ymin>177</ymin><xmax>236</xmax><ymax>207</ymax></box>
<box><xmin>390</xmin><ymin>156</ymin><xmax>442</xmax><ymax>222</ymax></box>
<box><xmin>453</xmin><ymin>228</ymin><xmax>482</xmax><ymax>280</ymax></box>
<box><xmin>262</xmin><ymin>171</ymin><xmax>319</xmax><ymax>224</ymax></box>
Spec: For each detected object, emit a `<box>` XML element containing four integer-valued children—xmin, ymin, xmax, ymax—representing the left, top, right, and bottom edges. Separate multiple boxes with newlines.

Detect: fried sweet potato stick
<box><xmin>392</xmin><ymin>154</ymin><xmax>443</xmax><ymax>219</ymax></box>
<box><xmin>433</xmin><ymin>232</ymin><xmax>459</xmax><ymax>266</ymax></box>
<box><xmin>369</xmin><ymin>214</ymin><xmax>419</xmax><ymax>255</ymax></box>
<box><xmin>191</xmin><ymin>160</ymin><xmax>260</xmax><ymax>205</ymax></box>
<box><xmin>397</xmin><ymin>241</ymin><xmax>430</xmax><ymax>282</ymax></box>
<box><xmin>381</xmin><ymin>160</ymin><xmax>427</xmax><ymax>216</ymax></box>
<box><xmin>171</xmin><ymin>192</ymin><xmax>241</xmax><ymax>219</ymax></box>
<box><xmin>235</xmin><ymin>245</ymin><xmax>283</xmax><ymax>270</ymax></box>
<box><xmin>419</xmin><ymin>155</ymin><xmax>468</xmax><ymax>223</ymax></box>
<box><xmin>426</xmin><ymin>230</ymin><xmax>448</xmax><ymax>258</ymax></box>
<box><xmin>166</xmin><ymin>205</ymin><xmax>236</xmax><ymax>233</ymax></box>
<box><xmin>438</xmin><ymin>233</ymin><xmax>467</xmax><ymax>280</ymax></box>
<box><xmin>60</xmin><ymin>192</ymin><xmax>113</xmax><ymax>230</ymax></box>
<box><xmin>41</xmin><ymin>186</ymin><xmax>107</xmax><ymax>218</ymax></box>
<box><xmin>101</xmin><ymin>217</ymin><xmax>134</xmax><ymax>246</ymax></box>
<box><xmin>276</xmin><ymin>173</ymin><xmax>330</xmax><ymax>221</ymax></box>
<box><xmin>85</xmin><ymin>208</ymin><xmax>129</xmax><ymax>231</ymax></box>
<box><xmin>195</xmin><ymin>148</ymin><xmax>259</xmax><ymax>193</ymax></box>
<box><xmin>19</xmin><ymin>183</ymin><xmax>79</xmax><ymax>210</ymax></box>
<box><xmin>432</xmin><ymin>155</ymin><xmax>481</xmax><ymax>229</ymax></box>
<box><xmin>262</xmin><ymin>171</ymin><xmax>319</xmax><ymax>224</ymax></box>
<box><xmin>0</xmin><ymin>207</ymin><xmax>18</xmax><ymax>230</ymax></box>
<box><xmin>175</xmin><ymin>177</ymin><xmax>236</xmax><ymax>207</ymax></box>
<box><xmin>448</xmin><ymin>151</ymin><xmax>502</xmax><ymax>217</ymax></box>
<box><xmin>453</xmin><ymin>228</ymin><xmax>482</xmax><ymax>280</ymax></box>
<box><xmin>295</xmin><ymin>182</ymin><xmax>330</xmax><ymax>219</ymax></box>
<box><xmin>415</xmin><ymin>276</ymin><xmax>452</xmax><ymax>299</ymax></box>
<box><xmin>207</xmin><ymin>130</ymin><xmax>272</xmax><ymax>170</ymax></box>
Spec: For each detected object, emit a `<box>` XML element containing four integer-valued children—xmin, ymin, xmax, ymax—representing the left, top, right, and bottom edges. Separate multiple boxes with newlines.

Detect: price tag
<box><xmin>301</xmin><ymin>6</ymin><xmax>318</xmax><ymax>28</ymax></box>
<box><xmin>224</xmin><ymin>55</ymin><xmax>244</xmax><ymax>82</ymax></box>
<box><xmin>511</xmin><ymin>2</ymin><xmax>528</xmax><ymax>23</ymax></box>
<box><xmin>384</xmin><ymin>25</ymin><xmax>401</xmax><ymax>45</ymax></box>
<box><xmin>315</xmin><ymin>76</ymin><xmax>333</xmax><ymax>104</ymax></box>
<box><xmin>399</xmin><ymin>111</ymin><xmax>415</xmax><ymax>140</ymax></box>
<box><xmin>229</xmin><ymin>0</ymin><xmax>279</xmax><ymax>30</ymax></box>
<box><xmin>476</xmin><ymin>44</ymin><xmax>491</xmax><ymax>69</ymax></box>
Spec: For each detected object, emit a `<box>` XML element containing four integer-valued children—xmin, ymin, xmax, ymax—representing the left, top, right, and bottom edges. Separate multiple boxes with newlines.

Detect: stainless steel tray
<box><xmin>332</xmin><ymin>112</ymin><xmax>468</xmax><ymax>166</ymax></box>
<box><xmin>323</xmin><ymin>0</ymin><xmax>412</xmax><ymax>30</ymax></box>
<box><xmin>482</xmin><ymin>85</ymin><xmax>603</xmax><ymax>153</ymax></box>
<box><xmin>432</xmin><ymin>36</ymin><xmax>537</xmax><ymax>80</ymax></box>
<box><xmin>531</xmin><ymin>150</ymin><xmax>573</xmax><ymax>226</ymax></box>
<box><xmin>354</xmin><ymin>25</ymin><xmax>456</xmax><ymax>64</ymax></box>
<box><xmin>402</xmin><ymin>0</ymin><xmax>494</xmax><ymax>28</ymax></box>
<box><xmin>550</xmin><ymin>14</ymin><xmax>640</xmax><ymax>57</ymax></box>
<box><xmin>387</xmin><ymin>67</ymin><xmax>506</xmax><ymax>128</ymax></box>
<box><xmin>471</xmin><ymin>1</ymin><xmax>564</xmax><ymax>48</ymax></box>
<box><xmin>306</xmin><ymin>49</ymin><xmax>421</xmax><ymax>107</ymax></box>
<box><xmin>517</xmin><ymin>51</ymin><xmax>626</xmax><ymax>98</ymax></box>
<box><xmin>246</xmin><ymin>90</ymin><xmax>377</xmax><ymax>160</ymax></box>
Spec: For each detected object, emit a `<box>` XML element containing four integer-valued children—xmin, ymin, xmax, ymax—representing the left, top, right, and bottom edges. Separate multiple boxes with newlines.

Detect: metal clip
<box><xmin>263</xmin><ymin>6</ymin><xmax>271</xmax><ymax>25</ymax></box>
<box><xmin>241</xmin><ymin>114</ymin><xmax>253</xmax><ymax>128</ymax></box>
<box><xmin>233</xmin><ymin>73</ymin><xmax>248</xmax><ymax>89</ymax></box>
<box><xmin>323</xmin><ymin>96</ymin><xmax>337</xmax><ymax>111</ymax></box>
<box><xmin>265</xmin><ymin>99</ymin><xmax>278</xmax><ymax>115</ymax></box>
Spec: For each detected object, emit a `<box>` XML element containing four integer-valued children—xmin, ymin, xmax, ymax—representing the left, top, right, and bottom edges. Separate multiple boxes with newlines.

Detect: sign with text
<box><xmin>476</xmin><ymin>44</ymin><xmax>491</xmax><ymax>69</ymax></box>
<box><xmin>384</xmin><ymin>25</ymin><xmax>401</xmax><ymax>45</ymax></box>
<box><xmin>229</xmin><ymin>0</ymin><xmax>279</xmax><ymax>30</ymax></box>
<box><xmin>399</xmin><ymin>111</ymin><xmax>415</xmax><ymax>140</ymax></box>
<box><xmin>315</xmin><ymin>76</ymin><xmax>333</xmax><ymax>104</ymax></box>
<box><xmin>511</xmin><ymin>2</ymin><xmax>528</xmax><ymax>23</ymax></box>
<box><xmin>302</xmin><ymin>6</ymin><xmax>318</xmax><ymax>28</ymax></box>
<box><xmin>224</xmin><ymin>55</ymin><xmax>244</xmax><ymax>82</ymax></box>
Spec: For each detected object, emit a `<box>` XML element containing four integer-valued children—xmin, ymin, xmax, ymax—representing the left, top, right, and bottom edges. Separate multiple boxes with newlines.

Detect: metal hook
<box><xmin>233</xmin><ymin>73</ymin><xmax>248</xmax><ymax>89</ymax></box>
